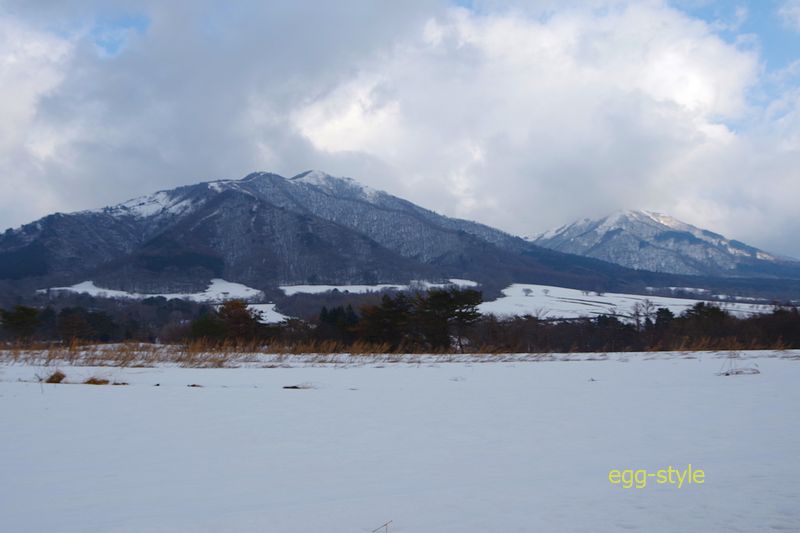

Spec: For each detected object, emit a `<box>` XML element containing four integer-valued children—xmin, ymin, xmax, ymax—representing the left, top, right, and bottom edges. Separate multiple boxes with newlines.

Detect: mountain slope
<box><xmin>93</xmin><ymin>186</ymin><xmax>430</xmax><ymax>292</ymax></box>
<box><xmin>3</xmin><ymin>174</ymin><xmax>800</xmax><ymax>301</ymax></box>
<box><xmin>531</xmin><ymin>209</ymin><xmax>800</xmax><ymax>278</ymax></box>
<box><xmin>1</xmin><ymin>171</ymin><xmax>639</xmax><ymax>293</ymax></box>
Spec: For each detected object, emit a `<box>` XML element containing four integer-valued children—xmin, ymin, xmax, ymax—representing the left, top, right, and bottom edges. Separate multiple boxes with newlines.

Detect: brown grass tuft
<box><xmin>83</xmin><ymin>376</ymin><xmax>110</xmax><ymax>385</ymax></box>
<box><xmin>45</xmin><ymin>370</ymin><xmax>66</xmax><ymax>383</ymax></box>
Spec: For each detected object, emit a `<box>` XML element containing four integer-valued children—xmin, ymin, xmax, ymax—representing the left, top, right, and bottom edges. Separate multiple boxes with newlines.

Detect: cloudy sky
<box><xmin>1</xmin><ymin>0</ymin><xmax>800</xmax><ymax>256</ymax></box>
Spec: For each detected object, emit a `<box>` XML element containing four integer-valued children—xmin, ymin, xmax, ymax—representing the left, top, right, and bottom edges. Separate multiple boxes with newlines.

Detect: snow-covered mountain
<box><xmin>530</xmin><ymin>209</ymin><xmax>799</xmax><ymax>277</ymax></box>
<box><xmin>0</xmin><ymin>171</ymin><xmax>646</xmax><ymax>294</ymax></box>
<box><xmin>4</xmin><ymin>175</ymin><xmax>800</xmax><ymax>300</ymax></box>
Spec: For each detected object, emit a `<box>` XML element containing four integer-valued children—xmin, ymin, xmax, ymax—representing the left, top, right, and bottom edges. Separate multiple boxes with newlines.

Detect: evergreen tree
<box><xmin>0</xmin><ymin>305</ymin><xmax>40</xmax><ymax>341</ymax></box>
<box><xmin>414</xmin><ymin>288</ymin><xmax>482</xmax><ymax>351</ymax></box>
<box><xmin>57</xmin><ymin>308</ymin><xmax>95</xmax><ymax>341</ymax></box>
<box><xmin>190</xmin><ymin>312</ymin><xmax>228</xmax><ymax>342</ymax></box>
<box><xmin>317</xmin><ymin>304</ymin><xmax>360</xmax><ymax>343</ymax></box>
<box><xmin>358</xmin><ymin>293</ymin><xmax>412</xmax><ymax>349</ymax></box>
<box><xmin>218</xmin><ymin>300</ymin><xmax>262</xmax><ymax>340</ymax></box>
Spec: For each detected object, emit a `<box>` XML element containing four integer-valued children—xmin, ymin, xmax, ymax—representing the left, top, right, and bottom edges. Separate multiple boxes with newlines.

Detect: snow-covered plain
<box><xmin>38</xmin><ymin>278</ymin><xmax>772</xmax><ymax>323</ymax></box>
<box><xmin>479</xmin><ymin>283</ymin><xmax>773</xmax><ymax>319</ymax></box>
<box><xmin>1</xmin><ymin>351</ymin><xmax>798</xmax><ymax>532</ymax></box>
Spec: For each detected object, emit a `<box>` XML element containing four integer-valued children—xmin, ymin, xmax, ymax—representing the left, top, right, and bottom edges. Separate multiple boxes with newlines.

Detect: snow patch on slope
<box><xmin>208</xmin><ymin>181</ymin><xmax>231</xmax><ymax>193</ymax></box>
<box><xmin>247</xmin><ymin>303</ymin><xmax>292</xmax><ymax>324</ymax></box>
<box><xmin>101</xmin><ymin>190</ymin><xmax>197</xmax><ymax>219</ymax></box>
<box><xmin>279</xmin><ymin>279</ymin><xmax>478</xmax><ymax>296</ymax></box>
<box><xmin>290</xmin><ymin>170</ymin><xmax>383</xmax><ymax>202</ymax></box>
<box><xmin>39</xmin><ymin>279</ymin><xmax>263</xmax><ymax>303</ymax></box>
<box><xmin>480</xmin><ymin>283</ymin><xmax>772</xmax><ymax>320</ymax></box>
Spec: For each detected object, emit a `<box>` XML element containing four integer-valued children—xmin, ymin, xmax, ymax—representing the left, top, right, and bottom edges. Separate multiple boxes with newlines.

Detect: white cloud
<box><xmin>293</xmin><ymin>75</ymin><xmax>403</xmax><ymax>156</ymax></box>
<box><xmin>292</xmin><ymin>3</ymin><xmax>781</xmax><ymax>248</ymax></box>
<box><xmin>779</xmin><ymin>0</ymin><xmax>800</xmax><ymax>31</ymax></box>
<box><xmin>1</xmin><ymin>0</ymin><xmax>800</xmax><ymax>258</ymax></box>
<box><xmin>0</xmin><ymin>16</ymin><xmax>74</xmax><ymax>223</ymax></box>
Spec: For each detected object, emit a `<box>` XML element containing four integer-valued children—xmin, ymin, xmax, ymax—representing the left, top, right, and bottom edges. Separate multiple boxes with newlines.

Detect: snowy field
<box><xmin>478</xmin><ymin>283</ymin><xmax>772</xmax><ymax>319</ymax></box>
<box><xmin>37</xmin><ymin>279</ymin><xmax>774</xmax><ymax>323</ymax></box>
<box><xmin>38</xmin><ymin>278</ymin><xmax>479</xmax><ymax>300</ymax></box>
<box><xmin>2</xmin><ymin>350</ymin><xmax>799</xmax><ymax>532</ymax></box>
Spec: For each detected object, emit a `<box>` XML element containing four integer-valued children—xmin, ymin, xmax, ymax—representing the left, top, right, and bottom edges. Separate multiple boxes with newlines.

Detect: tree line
<box><xmin>2</xmin><ymin>288</ymin><xmax>799</xmax><ymax>352</ymax></box>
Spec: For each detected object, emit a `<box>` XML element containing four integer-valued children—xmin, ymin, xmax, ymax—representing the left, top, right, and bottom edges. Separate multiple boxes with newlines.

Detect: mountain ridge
<box><xmin>3</xmin><ymin>173</ymin><xmax>800</xmax><ymax>302</ymax></box>
<box><xmin>531</xmin><ymin>209</ymin><xmax>798</xmax><ymax>278</ymax></box>
<box><xmin>0</xmin><ymin>171</ymin><xmax>634</xmax><ymax>294</ymax></box>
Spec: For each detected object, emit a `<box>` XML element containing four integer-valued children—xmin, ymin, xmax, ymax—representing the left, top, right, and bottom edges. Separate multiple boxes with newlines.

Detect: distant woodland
<box><xmin>1</xmin><ymin>288</ymin><xmax>799</xmax><ymax>353</ymax></box>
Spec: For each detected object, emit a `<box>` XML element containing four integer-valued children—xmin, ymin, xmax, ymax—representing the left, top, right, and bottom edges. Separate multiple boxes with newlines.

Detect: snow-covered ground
<box><xmin>1</xmin><ymin>351</ymin><xmax>798</xmax><ymax>532</ymax></box>
<box><xmin>37</xmin><ymin>278</ymin><xmax>773</xmax><ymax>322</ymax></box>
<box><xmin>247</xmin><ymin>303</ymin><xmax>291</xmax><ymax>324</ymax></box>
<box><xmin>280</xmin><ymin>278</ymin><xmax>478</xmax><ymax>296</ymax></box>
<box><xmin>479</xmin><ymin>283</ymin><xmax>773</xmax><ymax>319</ymax></box>
<box><xmin>38</xmin><ymin>280</ymin><xmax>289</xmax><ymax>322</ymax></box>
<box><xmin>39</xmin><ymin>278</ymin><xmax>263</xmax><ymax>303</ymax></box>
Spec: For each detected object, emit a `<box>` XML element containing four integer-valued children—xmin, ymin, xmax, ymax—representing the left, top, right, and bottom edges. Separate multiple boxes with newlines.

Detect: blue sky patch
<box><xmin>91</xmin><ymin>13</ymin><xmax>149</xmax><ymax>57</ymax></box>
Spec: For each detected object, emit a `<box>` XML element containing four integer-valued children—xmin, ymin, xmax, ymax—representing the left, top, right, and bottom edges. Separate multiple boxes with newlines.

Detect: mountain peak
<box><xmin>289</xmin><ymin>170</ymin><xmax>383</xmax><ymax>201</ymax></box>
<box><xmin>0</xmin><ymin>168</ymin><xmax>589</xmax><ymax>291</ymax></box>
<box><xmin>531</xmin><ymin>210</ymin><xmax>788</xmax><ymax>276</ymax></box>
<box><xmin>82</xmin><ymin>170</ymin><xmax>387</xmax><ymax>225</ymax></box>
<box><xmin>617</xmin><ymin>210</ymin><xmax>699</xmax><ymax>233</ymax></box>
<box><xmin>289</xmin><ymin>169</ymin><xmax>332</xmax><ymax>184</ymax></box>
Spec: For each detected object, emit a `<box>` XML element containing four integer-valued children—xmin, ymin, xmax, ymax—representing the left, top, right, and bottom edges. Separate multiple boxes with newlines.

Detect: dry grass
<box><xmin>0</xmin><ymin>337</ymin><xmax>794</xmax><ymax>369</ymax></box>
<box><xmin>0</xmin><ymin>342</ymin><xmax>245</xmax><ymax>368</ymax></box>
<box><xmin>44</xmin><ymin>370</ymin><xmax>66</xmax><ymax>383</ymax></box>
<box><xmin>0</xmin><ymin>339</ymin><xmax>416</xmax><ymax>368</ymax></box>
<box><xmin>83</xmin><ymin>376</ymin><xmax>110</xmax><ymax>385</ymax></box>
<box><xmin>653</xmin><ymin>336</ymin><xmax>790</xmax><ymax>352</ymax></box>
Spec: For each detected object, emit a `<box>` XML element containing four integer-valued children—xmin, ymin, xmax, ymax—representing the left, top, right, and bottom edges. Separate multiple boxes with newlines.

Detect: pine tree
<box><xmin>218</xmin><ymin>300</ymin><xmax>262</xmax><ymax>340</ymax></box>
<box><xmin>414</xmin><ymin>288</ymin><xmax>482</xmax><ymax>351</ymax></box>
<box><xmin>0</xmin><ymin>305</ymin><xmax>40</xmax><ymax>341</ymax></box>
